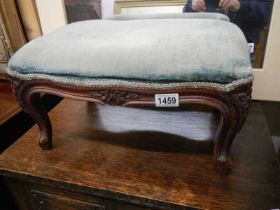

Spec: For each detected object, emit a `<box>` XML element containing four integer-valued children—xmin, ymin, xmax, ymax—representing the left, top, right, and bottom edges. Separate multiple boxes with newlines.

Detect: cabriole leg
<box><xmin>13</xmin><ymin>81</ymin><xmax>52</xmax><ymax>149</ymax></box>
<box><xmin>214</xmin><ymin>108</ymin><xmax>240</xmax><ymax>175</ymax></box>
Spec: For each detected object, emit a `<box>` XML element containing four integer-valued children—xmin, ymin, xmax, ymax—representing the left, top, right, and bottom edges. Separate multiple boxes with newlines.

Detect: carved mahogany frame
<box><xmin>11</xmin><ymin>77</ymin><xmax>252</xmax><ymax>175</ymax></box>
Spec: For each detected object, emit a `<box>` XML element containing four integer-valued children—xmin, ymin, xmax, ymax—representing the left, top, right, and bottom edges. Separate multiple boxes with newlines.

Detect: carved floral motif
<box><xmin>93</xmin><ymin>90</ymin><xmax>139</xmax><ymax>105</ymax></box>
<box><xmin>233</xmin><ymin>87</ymin><xmax>252</xmax><ymax>130</ymax></box>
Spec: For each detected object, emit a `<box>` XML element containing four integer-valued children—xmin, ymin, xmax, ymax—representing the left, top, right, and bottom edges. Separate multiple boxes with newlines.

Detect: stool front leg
<box><xmin>12</xmin><ymin>79</ymin><xmax>52</xmax><ymax>149</ymax></box>
<box><xmin>214</xmin><ymin>108</ymin><xmax>239</xmax><ymax>175</ymax></box>
<box><xmin>214</xmin><ymin>94</ymin><xmax>250</xmax><ymax>175</ymax></box>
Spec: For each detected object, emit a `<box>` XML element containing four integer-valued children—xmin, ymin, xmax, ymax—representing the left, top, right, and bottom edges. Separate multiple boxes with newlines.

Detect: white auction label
<box><xmin>155</xmin><ymin>93</ymin><xmax>179</xmax><ymax>107</ymax></box>
<box><xmin>248</xmin><ymin>43</ymin><xmax>255</xmax><ymax>53</ymax></box>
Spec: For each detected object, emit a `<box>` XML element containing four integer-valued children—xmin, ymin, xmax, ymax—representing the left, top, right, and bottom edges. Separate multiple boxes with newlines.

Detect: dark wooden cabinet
<box><xmin>4</xmin><ymin>178</ymin><xmax>158</xmax><ymax>210</ymax></box>
<box><xmin>5</xmin><ymin>178</ymin><xmax>115</xmax><ymax>210</ymax></box>
<box><xmin>0</xmin><ymin>80</ymin><xmax>62</xmax><ymax>210</ymax></box>
<box><xmin>0</xmin><ymin>99</ymin><xmax>280</xmax><ymax>210</ymax></box>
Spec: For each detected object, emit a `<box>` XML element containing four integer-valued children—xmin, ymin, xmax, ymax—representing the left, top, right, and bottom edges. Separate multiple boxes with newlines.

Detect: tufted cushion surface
<box><xmin>8</xmin><ymin>13</ymin><xmax>251</xmax><ymax>85</ymax></box>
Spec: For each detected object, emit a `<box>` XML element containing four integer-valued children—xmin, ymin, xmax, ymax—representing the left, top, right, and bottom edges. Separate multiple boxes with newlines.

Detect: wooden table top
<box><xmin>0</xmin><ymin>99</ymin><xmax>279</xmax><ymax>209</ymax></box>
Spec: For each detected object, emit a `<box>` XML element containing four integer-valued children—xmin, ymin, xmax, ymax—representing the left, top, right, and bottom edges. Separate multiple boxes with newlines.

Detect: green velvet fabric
<box><xmin>8</xmin><ymin>14</ymin><xmax>252</xmax><ymax>84</ymax></box>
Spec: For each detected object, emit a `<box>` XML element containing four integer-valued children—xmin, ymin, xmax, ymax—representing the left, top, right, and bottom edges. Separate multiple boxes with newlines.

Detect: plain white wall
<box><xmin>101</xmin><ymin>0</ymin><xmax>115</xmax><ymax>18</ymax></box>
<box><xmin>36</xmin><ymin>0</ymin><xmax>67</xmax><ymax>34</ymax></box>
<box><xmin>36</xmin><ymin>0</ymin><xmax>115</xmax><ymax>34</ymax></box>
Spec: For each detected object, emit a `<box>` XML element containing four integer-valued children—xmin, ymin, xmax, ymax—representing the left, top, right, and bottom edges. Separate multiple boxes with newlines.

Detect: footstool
<box><xmin>8</xmin><ymin>13</ymin><xmax>252</xmax><ymax>174</ymax></box>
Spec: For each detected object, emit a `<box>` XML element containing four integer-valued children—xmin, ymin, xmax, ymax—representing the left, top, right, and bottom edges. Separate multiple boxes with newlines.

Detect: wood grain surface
<box><xmin>0</xmin><ymin>99</ymin><xmax>279</xmax><ymax>210</ymax></box>
<box><xmin>0</xmin><ymin>80</ymin><xmax>20</xmax><ymax>125</ymax></box>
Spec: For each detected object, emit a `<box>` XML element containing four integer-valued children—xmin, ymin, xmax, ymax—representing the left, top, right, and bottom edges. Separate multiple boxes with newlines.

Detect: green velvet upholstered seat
<box><xmin>8</xmin><ymin>13</ymin><xmax>252</xmax><ymax>90</ymax></box>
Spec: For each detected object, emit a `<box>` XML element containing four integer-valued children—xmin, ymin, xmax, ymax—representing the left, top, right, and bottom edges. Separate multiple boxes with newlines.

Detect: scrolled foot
<box><xmin>37</xmin><ymin>116</ymin><xmax>52</xmax><ymax>150</ymax></box>
<box><xmin>215</xmin><ymin>153</ymin><xmax>232</xmax><ymax>176</ymax></box>
<box><xmin>38</xmin><ymin>136</ymin><xmax>52</xmax><ymax>150</ymax></box>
